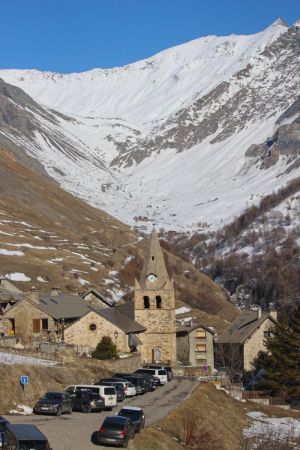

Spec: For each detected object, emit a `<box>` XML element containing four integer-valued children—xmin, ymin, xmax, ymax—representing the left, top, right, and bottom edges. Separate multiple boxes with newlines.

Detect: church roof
<box><xmin>139</xmin><ymin>227</ymin><xmax>170</xmax><ymax>289</ymax></box>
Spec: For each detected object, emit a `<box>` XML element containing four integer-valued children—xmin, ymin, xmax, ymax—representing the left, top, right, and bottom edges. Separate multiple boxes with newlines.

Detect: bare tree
<box><xmin>180</xmin><ymin>411</ymin><xmax>218</xmax><ymax>450</ymax></box>
<box><xmin>214</xmin><ymin>343</ymin><xmax>243</xmax><ymax>382</ymax></box>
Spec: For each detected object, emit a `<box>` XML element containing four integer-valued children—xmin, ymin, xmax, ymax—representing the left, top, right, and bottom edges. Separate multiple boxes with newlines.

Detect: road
<box><xmin>5</xmin><ymin>378</ymin><xmax>198</xmax><ymax>450</ymax></box>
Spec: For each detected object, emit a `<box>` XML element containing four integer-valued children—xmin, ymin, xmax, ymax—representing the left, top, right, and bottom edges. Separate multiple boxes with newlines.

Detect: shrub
<box><xmin>92</xmin><ymin>336</ymin><xmax>118</xmax><ymax>360</ymax></box>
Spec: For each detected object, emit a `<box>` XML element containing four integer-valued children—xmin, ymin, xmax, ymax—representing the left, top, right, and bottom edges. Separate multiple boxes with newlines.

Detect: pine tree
<box><xmin>255</xmin><ymin>306</ymin><xmax>300</xmax><ymax>401</ymax></box>
<box><xmin>92</xmin><ymin>336</ymin><xmax>118</xmax><ymax>360</ymax></box>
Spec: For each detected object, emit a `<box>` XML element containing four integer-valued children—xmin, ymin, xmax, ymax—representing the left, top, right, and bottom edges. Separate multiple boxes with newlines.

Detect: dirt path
<box><xmin>4</xmin><ymin>378</ymin><xmax>198</xmax><ymax>450</ymax></box>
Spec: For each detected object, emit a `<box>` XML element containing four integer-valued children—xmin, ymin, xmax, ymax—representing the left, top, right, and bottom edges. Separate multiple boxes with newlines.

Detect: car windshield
<box><xmin>19</xmin><ymin>441</ymin><xmax>47</xmax><ymax>450</ymax></box>
<box><xmin>119</xmin><ymin>410</ymin><xmax>141</xmax><ymax>420</ymax></box>
<box><xmin>41</xmin><ymin>393</ymin><xmax>62</xmax><ymax>400</ymax></box>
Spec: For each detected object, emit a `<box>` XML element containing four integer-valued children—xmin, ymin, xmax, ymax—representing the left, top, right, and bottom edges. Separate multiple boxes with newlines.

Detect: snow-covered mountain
<box><xmin>0</xmin><ymin>18</ymin><xmax>299</xmax><ymax>232</ymax></box>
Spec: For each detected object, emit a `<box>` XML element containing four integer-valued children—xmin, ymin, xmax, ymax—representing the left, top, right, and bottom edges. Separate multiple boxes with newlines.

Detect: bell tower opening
<box><xmin>143</xmin><ymin>296</ymin><xmax>150</xmax><ymax>309</ymax></box>
<box><xmin>156</xmin><ymin>295</ymin><xmax>162</xmax><ymax>308</ymax></box>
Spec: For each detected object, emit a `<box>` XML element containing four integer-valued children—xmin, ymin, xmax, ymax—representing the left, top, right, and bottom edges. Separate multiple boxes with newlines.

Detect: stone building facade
<box><xmin>176</xmin><ymin>321</ymin><xmax>214</xmax><ymax>369</ymax></box>
<box><xmin>134</xmin><ymin>228</ymin><xmax>176</xmax><ymax>364</ymax></box>
<box><xmin>64</xmin><ymin>310</ymin><xmax>131</xmax><ymax>353</ymax></box>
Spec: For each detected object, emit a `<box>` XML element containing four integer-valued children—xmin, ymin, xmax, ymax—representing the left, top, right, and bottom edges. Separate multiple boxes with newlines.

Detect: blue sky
<box><xmin>0</xmin><ymin>0</ymin><xmax>299</xmax><ymax>73</ymax></box>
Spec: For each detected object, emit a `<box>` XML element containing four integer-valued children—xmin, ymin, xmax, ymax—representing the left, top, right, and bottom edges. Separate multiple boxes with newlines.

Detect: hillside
<box><xmin>0</xmin><ymin>20</ymin><xmax>299</xmax><ymax>232</ymax></box>
<box><xmin>0</xmin><ymin>146</ymin><xmax>237</xmax><ymax>328</ymax></box>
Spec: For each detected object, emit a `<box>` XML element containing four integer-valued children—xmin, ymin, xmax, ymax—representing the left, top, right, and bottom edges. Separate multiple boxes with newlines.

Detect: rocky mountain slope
<box><xmin>0</xmin><ymin>146</ymin><xmax>236</xmax><ymax>329</ymax></box>
<box><xmin>0</xmin><ymin>19</ymin><xmax>299</xmax><ymax>232</ymax></box>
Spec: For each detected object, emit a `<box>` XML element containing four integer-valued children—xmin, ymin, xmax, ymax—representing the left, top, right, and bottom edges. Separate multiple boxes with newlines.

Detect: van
<box><xmin>135</xmin><ymin>368</ymin><xmax>168</xmax><ymax>385</ymax></box>
<box><xmin>65</xmin><ymin>385</ymin><xmax>117</xmax><ymax>409</ymax></box>
<box><xmin>5</xmin><ymin>423</ymin><xmax>52</xmax><ymax>450</ymax></box>
<box><xmin>145</xmin><ymin>364</ymin><xmax>174</xmax><ymax>381</ymax></box>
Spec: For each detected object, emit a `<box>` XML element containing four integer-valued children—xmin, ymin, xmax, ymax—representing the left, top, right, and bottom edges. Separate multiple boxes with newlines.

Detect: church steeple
<box><xmin>139</xmin><ymin>227</ymin><xmax>170</xmax><ymax>289</ymax></box>
<box><xmin>134</xmin><ymin>226</ymin><xmax>176</xmax><ymax>365</ymax></box>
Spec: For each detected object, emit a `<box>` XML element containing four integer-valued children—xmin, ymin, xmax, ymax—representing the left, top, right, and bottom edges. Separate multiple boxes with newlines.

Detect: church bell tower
<box><xmin>134</xmin><ymin>227</ymin><xmax>176</xmax><ymax>364</ymax></box>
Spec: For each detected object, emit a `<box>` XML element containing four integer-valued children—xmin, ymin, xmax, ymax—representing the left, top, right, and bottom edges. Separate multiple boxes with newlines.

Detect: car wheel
<box><xmin>82</xmin><ymin>404</ymin><xmax>91</xmax><ymax>413</ymax></box>
<box><xmin>56</xmin><ymin>407</ymin><xmax>62</xmax><ymax>417</ymax></box>
<box><xmin>122</xmin><ymin>439</ymin><xmax>129</xmax><ymax>448</ymax></box>
<box><xmin>67</xmin><ymin>406</ymin><xmax>72</xmax><ymax>414</ymax></box>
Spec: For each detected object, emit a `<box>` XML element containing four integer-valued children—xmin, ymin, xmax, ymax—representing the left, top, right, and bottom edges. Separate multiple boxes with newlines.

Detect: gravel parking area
<box><xmin>4</xmin><ymin>378</ymin><xmax>198</xmax><ymax>450</ymax></box>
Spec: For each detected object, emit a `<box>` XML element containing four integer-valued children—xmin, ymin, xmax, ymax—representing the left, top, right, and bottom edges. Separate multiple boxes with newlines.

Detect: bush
<box><xmin>92</xmin><ymin>336</ymin><xmax>118</xmax><ymax>360</ymax></box>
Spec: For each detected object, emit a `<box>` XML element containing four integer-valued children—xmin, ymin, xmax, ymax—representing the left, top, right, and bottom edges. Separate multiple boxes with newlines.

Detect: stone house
<box><xmin>176</xmin><ymin>319</ymin><xmax>215</xmax><ymax>370</ymax></box>
<box><xmin>3</xmin><ymin>287</ymin><xmax>92</xmax><ymax>341</ymax></box>
<box><xmin>64</xmin><ymin>308</ymin><xmax>146</xmax><ymax>354</ymax></box>
<box><xmin>215</xmin><ymin>306</ymin><xmax>277</xmax><ymax>372</ymax></box>
<box><xmin>81</xmin><ymin>289</ymin><xmax>114</xmax><ymax>309</ymax></box>
<box><xmin>0</xmin><ymin>275</ymin><xmax>23</xmax><ymax>315</ymax></box>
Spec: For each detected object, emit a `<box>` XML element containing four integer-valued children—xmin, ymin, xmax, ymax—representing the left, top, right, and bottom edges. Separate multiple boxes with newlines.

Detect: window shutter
<box><xmin>32</xmin><ymin>319</ymin><xmax>41</xmax><ymax>333</ymax></box>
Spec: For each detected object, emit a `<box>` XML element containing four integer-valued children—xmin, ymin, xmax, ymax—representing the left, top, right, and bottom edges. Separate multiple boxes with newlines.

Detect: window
<box><xmin>89</xmin><ymin>323</ymin><xmax>97</xmax><ymax>331</ymax></box>
<box><xmin>156</xmin><ymin>296</ymin><xmax>162</xmax><ymax>308</ymax></box>
<box><xmin>41</xmin><ymin>319</ymin><xmax>48</xmax><ymax>330</ymax></box>
<box><xmin>196</xmin><ymin>344</ymin><xmax>206</xmax><ymax>352</ymax></box>
<box><xmin>195</xmin><ymin>330</ymin><xmax>206</xmax><ymax>339</ymax></box>
<box><xmin>152</xmin><ymin>256</ymin><xmax>155</xmax><ymax>260</ymax></box>
<box><xmin>143</xmin><ymin>296</ymin><xmax>150</xmax><ymax>309</ymax></box>
<box><xmin>32</xmin><ymin>319</ymin><xmax>41</xmax><ymax>333</ymax></box>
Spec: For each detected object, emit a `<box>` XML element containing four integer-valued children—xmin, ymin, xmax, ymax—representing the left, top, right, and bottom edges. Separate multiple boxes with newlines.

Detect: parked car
<box><xmin>126</xmin><ymin>382</ymin><xmax>137</xmax><ymax>397</ymax></box>
<box><xmin>98</xmin><ymin>382</ymin><xmax>126</xmax><ymax>402</ymax></box>
<box><xmin>117</xmin><ymin>406</ymin><xmax>145</xmax><ymax>433</ymax></box>
<box><xmin>98</xmin><ymin>416</ymin><xmax>135</xmax><ymax>448</ymax></box>
<box><xmin>5</xmin><ymin>424</ymin><xmax>52</xmax><ymax>449</ymax></box>
<box><xmin>33</xmin><ymin>391</ymin><xmax>72</xmax><ymax>416</ymax></box>
<box><xmin>118</xmin><ymin>376</ymin><xmax>142</xmax><ymax>395</ymax></box>
<box><xmin>71</xmin><ymin>389</ymin><xmax>105</xmax><ymax>412</ymax></box>
<box><xmin>65</xmin><ymin>385</ymin><xmax>117</xmax><ymax>410</ymax></box>
<box><xmin>125</xmin><ymin>375</ymin><xmax>151</xmax><ymax>394</ymax></box>
<box><xmin>100</xmin><ymin>378</ymin><xmax>131</xmax><ymax>394</ymax></box>
<box><xmin>135</xmin><ymin>368</ymin><xmax>168</xmax><ymax>385</ymax></box>
<box><xmin>145</xmin><ymin>364</ymin><xmax>174</xmax><ymax>381</ymax></box>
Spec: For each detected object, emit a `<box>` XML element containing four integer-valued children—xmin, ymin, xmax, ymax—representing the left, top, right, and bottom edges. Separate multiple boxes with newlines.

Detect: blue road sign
<box><xmin>20</xmin><ymin>375</ymin><xmax>29</xmax><ymax>385</ymax></box>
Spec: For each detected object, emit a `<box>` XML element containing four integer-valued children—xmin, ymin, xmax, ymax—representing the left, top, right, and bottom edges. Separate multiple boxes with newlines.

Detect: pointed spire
<box><xmin>139</xmin><ymin>227</ymin><xmax>170</xmax><ymax>288</ymax></box>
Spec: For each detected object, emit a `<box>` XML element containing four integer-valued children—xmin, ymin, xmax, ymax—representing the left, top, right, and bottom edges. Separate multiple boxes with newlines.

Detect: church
<box><xmin>134</xmin><ymin>227</ymin><xmax>177</xmax><ymax>364</ymax></box>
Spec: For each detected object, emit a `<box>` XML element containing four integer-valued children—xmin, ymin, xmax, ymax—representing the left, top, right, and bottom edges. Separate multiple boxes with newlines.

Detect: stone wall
<box><xmin>135</xmin><ymin>282</ymin><xmax>176</xmax><ymax>364</ymax></box>
<box><xmin>64</xmin><ymin>310</ymin><xmax>131</xmax><ymax>353</ymax></box>
<box><xmin>176</xmin><ymin>332</ymin><xmax>190</xmax><ymax>365</ymax></box>
<box><xmin>244</xmin><ymin>317</ymin><xmax>274</xmax><ymax>371</ymax></box>
<box><xmin>5</xmin><ymin>299</ymin><xmax>55</xmax><ymax>341</ymax></box>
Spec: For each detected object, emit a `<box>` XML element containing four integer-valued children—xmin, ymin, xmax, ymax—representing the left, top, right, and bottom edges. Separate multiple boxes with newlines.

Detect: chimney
<box><xmin>250</xmin><ymin>305</ymin><xmax>262</xmax><ymax>319</ymax></box>
<box><xmin>27</xmin><ymin>286</ymin><xmax>39</xmax><ymax>303</ymax></box>
<box><xmin>269</xmin><ymin>303</ymin><xmax>277</xmax><ymax>321</ymax></box>
<box><xmin>51</xmin><ymin>287</ymin><xmax>61</xmax><ymax>297</ymax></box>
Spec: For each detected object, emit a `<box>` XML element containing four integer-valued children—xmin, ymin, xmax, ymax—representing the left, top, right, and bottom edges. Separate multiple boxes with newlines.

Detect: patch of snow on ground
<box><xmin>37</xmin><ymin>276</ymin><xmax>48</xmax><ymax>283</ymax></box>
<box><xmin>78</xmin><ymin>277</ymin><xmax>89</xmax><ymax>286</ymax></box>
<box><xmin>5</xmin><ymin>272</ymin><xmax>31</xmax><ymax>281</ymax></box>
<box><xmin>0</xmin><ymin>249</ymin><xmax>24</xmax><ymax>256</ymax></box>
<box><xmin>9</xmin><ymin>403</ymin><xmax>33</xmax><ymax>415</ymax></box>
<box><xmin>176</xmin><ymin>307</ymin><xmax>192</xmax><ymax>315</ymax></box>
<box><xmin>244</xmin><ymin>411</ymin><xmax>300</xmax><ymax>443</ymax></box>
<box><xmin>0</xmin><ymin>351</ymin><xmax>59</xmax><ymax>366</ymax></box>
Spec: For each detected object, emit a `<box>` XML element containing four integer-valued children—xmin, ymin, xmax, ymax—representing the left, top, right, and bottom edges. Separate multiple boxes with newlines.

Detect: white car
<box><xmin>134</xmin><ymin>368</ymin><xmax>168</xmax><ymax>385</ymax></box>
<box><xmin>126</xmin><ymin>382</ymin><xmax>137</xmax><ymax>397</ymax></box>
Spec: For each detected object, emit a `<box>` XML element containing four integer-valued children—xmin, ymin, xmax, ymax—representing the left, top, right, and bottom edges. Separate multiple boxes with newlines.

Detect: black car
<box><xmin>124</xmin><ymin>375</ymin><xmax>150</xmax><ymax>394</ymax></box>
<box><xmin>33</xmin><ymin>391</ymin><xmax>72</xmax><ymax>416</ymax></box>
<box><xmin>5</xmin><ymin>424</ymin><xmax>52</xmax><ymax>450</ymax></box>
<box><xmin>98</xmin><ymin>382</ymin><xmax>126</xmax><ymax>402</ymax></box>
<box><xmin>132</xmin><ymin>373</ymin><xmax>157</xmax><ymax>391</ymax></box>
<box><xmin>71</xmin><ymin>390</ymin><xmax>105</xmax><ymax>412</ymax></box>
<box><xmin>117</xmin><ymin>406</ymin><xmax>145</xmax><ymax>433</ymax></box>
<box><xmin>98</xmin><ymin>416</ymin><xmax>135</xmax><ymax>448</ymax></box>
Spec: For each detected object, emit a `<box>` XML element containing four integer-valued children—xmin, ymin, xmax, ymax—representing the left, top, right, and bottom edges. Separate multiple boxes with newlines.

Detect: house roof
<box><xmin>81</xmin><ymin>289</ymin><xmax>114</xmax><ymax>307</ymax></box>
<box><xmin>115</xmin><ymin>300</ymin><xmax>135</xmax><ymax>319</ymax></box>
<box><xmin>38</xmin><ymin>294</ymin><xmax>94</xmax><ymax>320</ymax></box>
<box><xmin>0</xmin><ymin>287</ymin><xmax>23</xmax><ymax>302</ymax></box>
<box><xmin>216</xmin><ymin>310</ymin><xmax>276</xmax><ymax>344</ymax></box>
<box><xmin>84</xmin><ymin>307</ymin><xmax>146</xmax><ymax>334</ymax></box>
<box><xmin>176</xmin><ymin>321</ymin><xmax>215</xmax><ymax>335</ymax></box>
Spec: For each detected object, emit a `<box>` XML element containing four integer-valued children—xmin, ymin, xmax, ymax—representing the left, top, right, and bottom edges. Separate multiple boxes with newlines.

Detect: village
<box><xmin>0</xmin><ymin>228</ymin><xmax>277</xmax><ymax>380</ymax></box>
<box><xmin>0</xmin><ymin>227</ymin><xmax>298</xmax><ymax>449</ymax></box>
